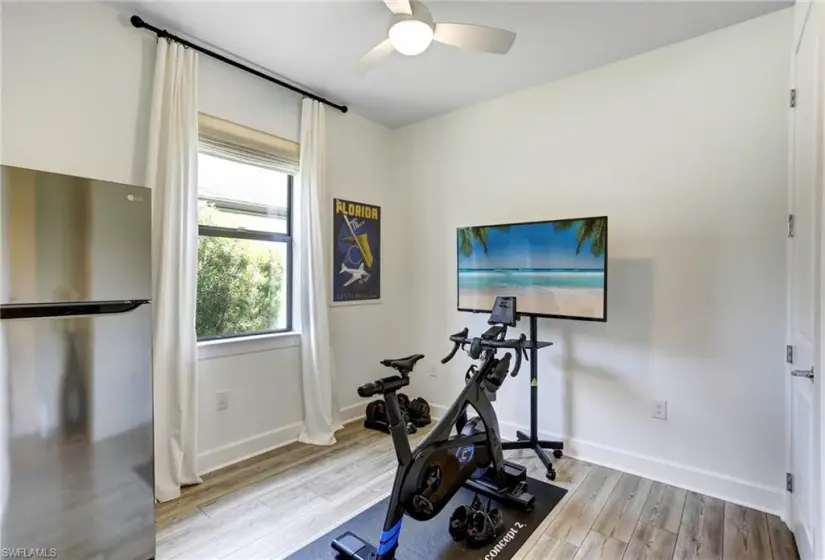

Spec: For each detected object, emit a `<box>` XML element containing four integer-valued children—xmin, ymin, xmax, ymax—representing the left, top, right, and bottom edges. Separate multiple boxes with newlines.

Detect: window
<box><xmin>195</xmin><ymin>115</ymin><xmax>298</xmax><ymax>341</ymax></box>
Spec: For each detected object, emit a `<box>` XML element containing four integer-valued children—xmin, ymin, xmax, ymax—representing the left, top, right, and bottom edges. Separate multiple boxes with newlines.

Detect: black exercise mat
<box><xmin>287</xmin><ymin>477</ymin><xmax>567</xmax><ymax>560</ymax></box>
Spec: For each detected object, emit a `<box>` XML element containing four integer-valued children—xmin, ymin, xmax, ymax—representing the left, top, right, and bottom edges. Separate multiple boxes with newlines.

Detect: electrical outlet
<box><xmin>652</xmin><ymin>399</ymin><xmax>667</xmax><ymax>420</ymax></box>
<box><xmin>216</xmin><ymin>391</ymin><xmax>229</xmax><ymax>411</ymax></box>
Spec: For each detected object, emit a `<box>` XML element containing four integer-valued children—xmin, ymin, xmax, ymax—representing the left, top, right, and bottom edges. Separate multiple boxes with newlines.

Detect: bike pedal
<box><xmin>412</xmin><ymin>495</ymin><xmax>434</xmax><ymax>516</ymax></box>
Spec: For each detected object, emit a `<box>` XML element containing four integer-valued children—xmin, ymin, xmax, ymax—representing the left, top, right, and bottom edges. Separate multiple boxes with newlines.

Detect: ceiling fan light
<box><xmin>389</xmin><ymin>19</ymin><xmax>433</xmax><ymax>56</ymax></box>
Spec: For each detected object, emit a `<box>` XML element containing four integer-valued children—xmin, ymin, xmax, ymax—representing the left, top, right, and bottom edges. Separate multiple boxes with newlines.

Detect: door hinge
<box><xmin>788</xmin><ymin>214</ymin><xmax>795</xmax><ymax>238</ymax></box>
<box><xmin>786</xmin><ymin>345</ymin><xmax>794</xmax><ymax>364</ymax></box>
<box><xmin>790</xmin><ymin>89</ymin><xmax>797</xmax><ymax>108</ymax></box>
<box><xmin>787</xmin><ymin>472</ymin><xmax>794</xmax><ymax>493</ymax></box>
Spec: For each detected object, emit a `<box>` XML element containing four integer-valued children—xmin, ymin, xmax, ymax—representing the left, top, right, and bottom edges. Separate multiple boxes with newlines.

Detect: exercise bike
<box><xmin>332</xmin><ymin>296</ymin><xmax>533</xmax><ymax>560</ymax></box>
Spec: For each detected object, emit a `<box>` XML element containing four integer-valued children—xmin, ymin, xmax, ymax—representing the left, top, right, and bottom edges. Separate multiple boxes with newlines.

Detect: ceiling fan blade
<box><xmin>382</xmin><ymin>0</ymin><xmax>412</xmax><ymax>15</ymax></box>
<box><xmin>354</xmin><ymin>38</ymin><xmax>395</xmax><ymax>74</ymax></box>
<box><xmin>433</xmin><ymin>23</ymin><xmax>516</xmax><ymax>54</ymax></box>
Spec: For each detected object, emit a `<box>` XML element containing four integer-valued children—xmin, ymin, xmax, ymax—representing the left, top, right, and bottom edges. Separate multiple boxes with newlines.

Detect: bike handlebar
<box><xmin>509</xmin><ymin>334</ymin><xmax>526</xmax><ymax>377</ymax></box>
<box><xmin>441</xmin><ymin>329</ymin><xmax>528</xmax><ymax>377</ymax></box>
<box><xmin>441</xmin><ymin>328</ymin><xmax>469</xmax><ymax>364</ymax></box>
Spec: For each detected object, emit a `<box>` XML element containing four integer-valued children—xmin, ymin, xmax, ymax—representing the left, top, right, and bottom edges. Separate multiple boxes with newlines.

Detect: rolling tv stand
<box><xmin>501</xmin><ymin>314</ymin><xmax>564</xmax><ymax>480</ymax></box>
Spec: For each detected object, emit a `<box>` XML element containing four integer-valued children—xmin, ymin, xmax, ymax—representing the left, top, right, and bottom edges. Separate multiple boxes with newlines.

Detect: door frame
<box><xmin>785</xmin><ymin>3</ymin><xmax>824</xmax><ymax>558</ymax></box>
<box><xmin>818</xmin><ymin>3</ymin><xmax>825</xmax><ymax>555</ymax></box>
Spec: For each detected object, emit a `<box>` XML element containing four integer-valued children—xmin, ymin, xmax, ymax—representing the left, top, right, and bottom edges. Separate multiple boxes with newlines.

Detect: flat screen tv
<box><xmin>456</xmin><ymin>216</ymin><xmax>607</xmax><ymax>321</ymax></box>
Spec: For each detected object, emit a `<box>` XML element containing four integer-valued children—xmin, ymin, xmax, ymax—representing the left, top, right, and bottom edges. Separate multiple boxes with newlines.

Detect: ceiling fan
<box><xmin>355</xmin><ymin>0</ymin><xmax>517</xmax><ymax>73</ymax></box>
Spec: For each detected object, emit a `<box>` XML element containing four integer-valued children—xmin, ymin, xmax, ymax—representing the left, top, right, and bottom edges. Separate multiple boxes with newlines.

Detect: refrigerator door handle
<box><xmin>0</xmin><ymin>300</ymin><xmax>150</xmax><ymax>320</ymax></box>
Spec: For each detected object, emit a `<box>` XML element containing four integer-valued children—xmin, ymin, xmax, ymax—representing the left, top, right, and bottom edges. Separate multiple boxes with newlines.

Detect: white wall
<box><xmin>0</xmin><ymin>2</ymin><xmax>300</xmax><ymax>185</ymax></box>
<box><xmin>1</xmin><ymin>2</ymin><xmax>155</xmax><ymax>187</ymax></box>
<box><xmin>394</xmin><ymin>9</ymin><xmax>792</xmax><ymax>514</ymax></box>
<box><xmin>198</xmin><ymin>49</ymin><xmax>300</xmax><ymax>145</ymax></box>
<box><xmin>1</xmin><ymin>1</ymin><xmax>402</xmax><ymax>473</ymax></box>
<box><xmin>196</xmin><ymin>337</ymin><xmax>303</xmax><ymax>472</ymax></box>
<box><xmin>326</xmin><ymin>110</ymin><xmax>410</xmax><ymax>417</ymax></box>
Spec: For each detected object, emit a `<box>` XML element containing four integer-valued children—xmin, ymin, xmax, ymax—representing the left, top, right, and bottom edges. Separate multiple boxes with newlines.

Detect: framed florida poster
<box><xmin>332</xmin><ymin>198</ymin><xmax>381</xmax><ymax>304</ymax></box>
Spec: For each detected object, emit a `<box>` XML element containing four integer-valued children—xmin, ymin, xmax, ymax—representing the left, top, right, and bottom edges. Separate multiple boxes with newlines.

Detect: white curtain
<box><xmin>297</xmin><ymin>99</ymin><xmax>342</xmax><ymax>445</ymax></box>
<box><xmin>146</xmin><ymin>39</ymin><xmax>202</xmax><ymax>502</ymax></box>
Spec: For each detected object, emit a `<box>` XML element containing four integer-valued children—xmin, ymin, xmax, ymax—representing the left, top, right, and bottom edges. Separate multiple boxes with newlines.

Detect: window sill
<box><xmin>197</xmin><ymin>331</ymin><xmax>301</xmax><ymax>360</ymax></box>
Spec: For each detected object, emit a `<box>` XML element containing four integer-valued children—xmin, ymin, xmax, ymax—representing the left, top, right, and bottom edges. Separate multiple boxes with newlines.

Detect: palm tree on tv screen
<box><xmin>553</xmin><ymin>217</ymin><xmax>606</xmax><ymax>257</ymax></box>
<box><xmin>457</xmin><ymin>226</ymin><xmax>509</xmax><ymax>258</ymax></box>
<box><xmin>459</xmin><ymin>219</ymin><xmax>606</xmax><ymax>259</ymax></box>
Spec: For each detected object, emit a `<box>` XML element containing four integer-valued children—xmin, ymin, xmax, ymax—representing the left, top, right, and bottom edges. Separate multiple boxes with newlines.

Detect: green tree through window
<box><xmin>196</xmin><ymin>224</ymin><xmax>285</xmax><ymax>338</ymax></box>
<box><xmin>196</xmin><ymin>151</ymin><xmax>292</xmax><ymax>339</ymax></box>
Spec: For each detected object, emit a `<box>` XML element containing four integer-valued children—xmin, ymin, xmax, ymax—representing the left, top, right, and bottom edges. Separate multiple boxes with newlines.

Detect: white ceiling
<box><xmin>124</xmin><ymin>1</ymin><xmax>791</xmax><ymax>128</ymax></box>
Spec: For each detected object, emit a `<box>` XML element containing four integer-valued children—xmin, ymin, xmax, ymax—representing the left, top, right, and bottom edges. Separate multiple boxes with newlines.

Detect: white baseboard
<box><xmin>339</xmin><ymin>401</ymin><xmax>367</xmax><ymax>424</ymax></box>
<box><xmin>429</xmin><ymin>404</ymin><xmax>784</xmax><ymax>516</ymax></box>
<box><xmin>197</xmin><ymin>406</ymin><xmax>368</xmax><ymax>476</ymax></box>
<box><xmin>198</xmin><ymin>421</ymin><xmax>304</xmax><ymax>475</ymax></box>
<box><xmin>431</xmin><ymin>403</ymin><xmax>449</xmax><ymax>418</ymax></box>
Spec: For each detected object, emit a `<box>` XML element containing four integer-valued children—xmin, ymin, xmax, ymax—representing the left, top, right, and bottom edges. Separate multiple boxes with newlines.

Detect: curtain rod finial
<box><xmin>130</xmin><ymin>15</ymin><xmax>145</xmax><ymax>29</ymax></box>
<box><xmin>341</xmin><ymin>106</ymin><xmax>349</xmax><ymax>113</ymax></box>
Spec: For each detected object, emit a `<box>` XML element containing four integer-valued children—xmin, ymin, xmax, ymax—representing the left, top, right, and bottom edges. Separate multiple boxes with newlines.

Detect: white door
<box><xmin>788</xmin><ymin>4</ymin><xmax>821</xmax><ymax>560</ymax></box>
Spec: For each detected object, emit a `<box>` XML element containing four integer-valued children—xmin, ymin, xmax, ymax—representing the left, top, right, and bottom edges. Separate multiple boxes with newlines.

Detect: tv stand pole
<box><xmin>501</xmin><ymin>314</ymin><xmax>564</xmax><ymax>480</ymax></box>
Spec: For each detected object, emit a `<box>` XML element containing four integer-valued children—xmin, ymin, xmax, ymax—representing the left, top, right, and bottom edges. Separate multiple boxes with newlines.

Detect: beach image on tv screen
<box><xmin>457</xmin><ymin>217</ymin><xmax>606</xmax><ymax>320</ymax></box>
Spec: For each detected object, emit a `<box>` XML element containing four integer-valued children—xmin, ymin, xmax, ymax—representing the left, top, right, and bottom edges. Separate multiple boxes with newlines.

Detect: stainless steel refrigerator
<box><xmin>0</xmin><ymin>165</ymin><xmax>155</xmax><ymax>559</ymax></box>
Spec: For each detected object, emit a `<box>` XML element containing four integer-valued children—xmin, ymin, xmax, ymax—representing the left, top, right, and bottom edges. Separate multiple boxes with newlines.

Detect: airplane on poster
<box><xmin>340</xmin><ymin>262</ymin><xmax>370</xmax><ymax>287</ymax></box>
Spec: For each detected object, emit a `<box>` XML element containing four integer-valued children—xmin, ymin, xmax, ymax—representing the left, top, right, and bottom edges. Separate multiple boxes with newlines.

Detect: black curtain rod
<box><xmin>130</xmin><ymin>15</ymin><xmax>348</xmax><ymax>114</ymax></box>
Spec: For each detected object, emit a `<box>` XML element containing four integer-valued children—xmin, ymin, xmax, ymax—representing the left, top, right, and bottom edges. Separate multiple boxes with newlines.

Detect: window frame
<box><xmin>196</xmin><ymin>168</ymin><xmax>294</xmax><ymax>342</ymax></box>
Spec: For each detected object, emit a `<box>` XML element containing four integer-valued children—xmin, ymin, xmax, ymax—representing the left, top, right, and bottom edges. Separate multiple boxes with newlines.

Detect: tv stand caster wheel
<box><xmin>553</xmin><ymin>449</ymin><xmax>563</xmax><ymax>459</ymax></box>
<box><xmin>546</xmin><ymin>469</ymin><xmax>556</xmax><ymax>481</ymax></box>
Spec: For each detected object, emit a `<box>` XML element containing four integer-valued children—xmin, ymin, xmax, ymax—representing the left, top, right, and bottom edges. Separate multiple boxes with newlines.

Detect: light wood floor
<box><xmin>155</xmin><ymin>422</ymin><xmax>798</xmax><ymax>560</ymax></box>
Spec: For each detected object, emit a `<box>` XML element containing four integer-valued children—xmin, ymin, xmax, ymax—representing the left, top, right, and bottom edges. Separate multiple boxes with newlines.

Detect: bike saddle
<box><xmin>380</xmin><ymin>354</ymin><xmax>425</xmax><ymax>373</ymax></box>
